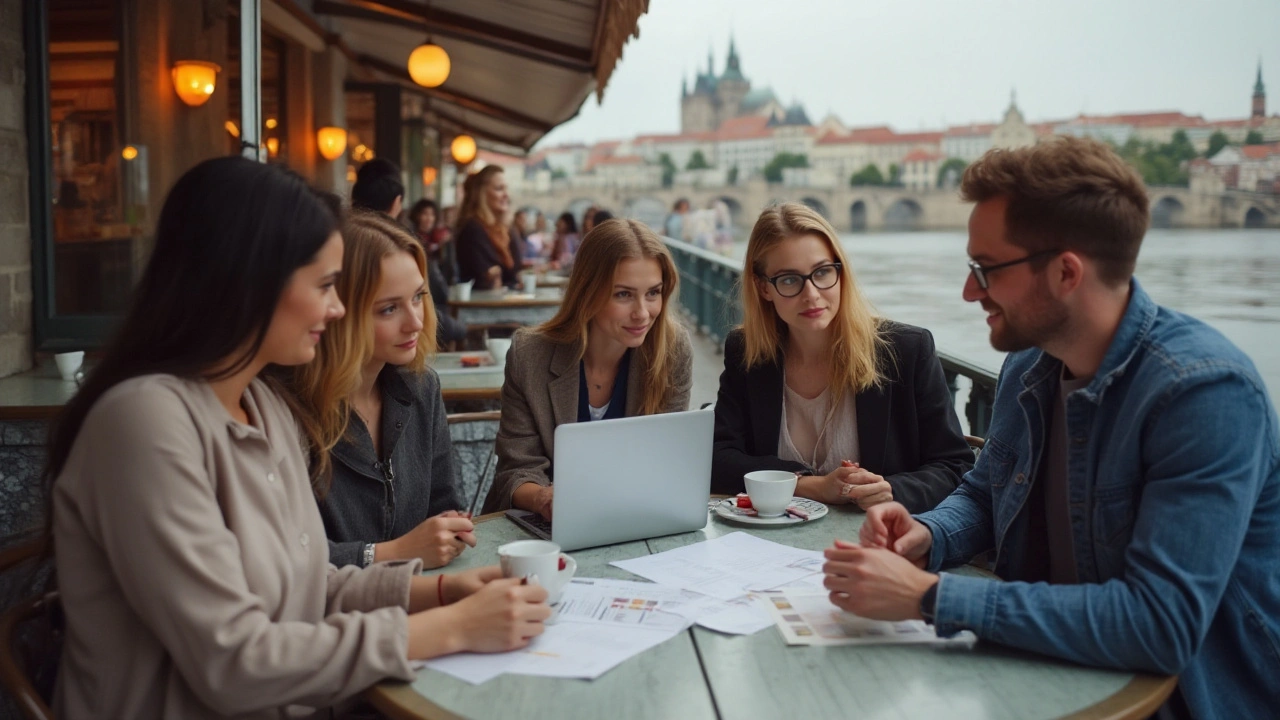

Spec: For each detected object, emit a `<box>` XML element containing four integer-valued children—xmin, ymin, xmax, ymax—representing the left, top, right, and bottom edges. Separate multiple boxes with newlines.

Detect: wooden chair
<box><xmin>0</xmin><ymin>536</ymin><xmax>57</xmax><ymax>720</ymax></box>
<box><xmin>447</xmin><ymin>411</ymin><xmax>502</xmax><ymax>515</ymax></box>
<box><xmin>964</xmin><ymin>434</ymin><xmax>985</xmax><ymax>459</ymax></box>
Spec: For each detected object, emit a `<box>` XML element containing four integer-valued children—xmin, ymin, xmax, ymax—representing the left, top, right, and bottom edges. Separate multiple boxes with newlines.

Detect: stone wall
<box><xmin>0</xmin><ymin>0</ymin><xmax>32</xmax><ymax>379</ymax></box>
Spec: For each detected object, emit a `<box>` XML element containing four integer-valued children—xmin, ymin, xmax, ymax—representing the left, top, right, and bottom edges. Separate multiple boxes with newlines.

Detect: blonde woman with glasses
<box><xmin>711</xmin><ymin>203</ymin><xmax>973</xmax><ymax>513</ymax></box>
<box><xmin>481</xmin><ymin>218</ymin><xmax>693</xmax><ymax>518</ymax></box>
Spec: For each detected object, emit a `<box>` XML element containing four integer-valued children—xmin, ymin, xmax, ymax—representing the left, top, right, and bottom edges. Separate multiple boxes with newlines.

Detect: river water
<box><xmin>730</xmin><ymin>229</ymin><xmax>1280</xmax><ymax>404</ymax></box>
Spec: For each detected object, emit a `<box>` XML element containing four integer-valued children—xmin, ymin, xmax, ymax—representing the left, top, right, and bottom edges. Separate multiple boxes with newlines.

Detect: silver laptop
<box><xmin>505</xmin><ymin>407</ymin><xmax>713</xmax><ymax>551</ymax></box>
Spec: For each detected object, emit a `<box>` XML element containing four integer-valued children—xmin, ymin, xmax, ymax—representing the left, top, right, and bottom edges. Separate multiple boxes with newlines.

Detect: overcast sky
<box><xmin>537</xmin><ymin>0</ymin><xmax>1280</xmax><ymax>147</ymax></box>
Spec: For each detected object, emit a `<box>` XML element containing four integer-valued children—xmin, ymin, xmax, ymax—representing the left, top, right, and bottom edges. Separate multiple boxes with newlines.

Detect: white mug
<box><xmin>744</xmin><ymin>470</ymin><xmax>798</xmax><ymax>517</ymax></box>
<box><xmin>486</xmin><ymin>338</ymin><xmax>512</xmax><ymax>366</ymax></box>
<box><xmin>54</xmin><ymin>351</ymin><xmax>85</xmax><ymax>383</ymax></box>
<box><xmin>498</xmin><ymin>539</ymin><xmax>577</xmax><ymax>604</ymax></box>
<box><xmin>450</xmin><ymin>280</ymin><xmax>474</xmax><ymax>302</ymax></box>
<box><xmin>520</xmin><ymin>271</ymin><xmax>538</xmax><ymax>294</ymax></box>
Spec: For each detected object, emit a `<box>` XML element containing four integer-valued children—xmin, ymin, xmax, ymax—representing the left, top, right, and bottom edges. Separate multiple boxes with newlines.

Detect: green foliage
<box><xmin>1205</xmin><ymin>131</ymin><xmax>1230</xmax><ymax>158</ymax></box>
<box><xmin>887</xmin><ymin>163</ymin><xmax>902</xmax><ymax>187</ymax></box>
<box><xmin>1112</xmin><ymin>133</ymin><xmax>1198</xmax><ymax>187</ymax></box>
<box><xmin>1245</xmin><ymin>130</ymin><xmax>1265</xmax><ymax>145</ymax></box>
<box><xmin>763</xmin><ymin>152</ymin><xmax>809</xmax><ymax>183</ymax></box>
<box><xmin>936</xmin><ymin>158</ymin><xmax>968</xmax><ymax>189</ymax></box>
<box><xmin>685</xmin><ymin>150</ymin><xmax>711</xmax><ymax>170</ymax></box>
<box><xmin>728</xmin><ymin>165</ymin><xmax>739</xmax><ymax>185</ymax></box>
<box><xmin>658</xmin><ymin>153</ymin><xmax>676</xmax><ymax>189</ymax></box>
<box><xmin>849</xmin><ymin>163</ymin><xmax>885</xmax><ymax>186</ymax></box>
<box><xmin>551</xmin><ymin>168</ymin><xmax>567</xmax><ymax>181</ymax></box>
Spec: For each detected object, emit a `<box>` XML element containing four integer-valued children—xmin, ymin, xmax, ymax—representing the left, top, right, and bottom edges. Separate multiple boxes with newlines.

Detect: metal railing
<box><xmin>662</xmin><ymin>236</ymin><xmax>1000</xmax><ymax>437</ymax></box>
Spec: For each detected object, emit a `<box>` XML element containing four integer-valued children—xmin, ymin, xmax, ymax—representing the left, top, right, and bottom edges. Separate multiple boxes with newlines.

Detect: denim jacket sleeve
<box><xmin>928</xmin><ymin>370</ymin><xmax>1278</xmax><ymax>675</ymax></box>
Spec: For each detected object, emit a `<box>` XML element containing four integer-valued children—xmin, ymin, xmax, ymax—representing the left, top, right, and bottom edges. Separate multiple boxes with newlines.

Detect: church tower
<box><xmin>716</xmin><ymin>35</ymin><xmax>750</xmax><ymax>125</ymax></box>
<box><xmin>1253</xmin><ymin>60</ymin><xmax>1266</xmax><ymax>119</ymax></box>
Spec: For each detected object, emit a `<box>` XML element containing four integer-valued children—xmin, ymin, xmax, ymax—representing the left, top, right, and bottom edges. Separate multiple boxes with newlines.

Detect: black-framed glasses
<box><xmin>759</xmin><ymin>263</ymin><xmax>843</xmax><ymax>298</ymax></box>
<box><xmin>967</xmin><ymin>250</ymin><xmax>1062</xmax><ymax>290</ymax></box>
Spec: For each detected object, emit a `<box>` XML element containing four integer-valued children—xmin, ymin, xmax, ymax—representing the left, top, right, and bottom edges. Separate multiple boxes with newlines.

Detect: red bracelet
<box><xmin>437</xmin><ymin>573</ymin><xmax>447</xmax><ymax>607</ymax></box>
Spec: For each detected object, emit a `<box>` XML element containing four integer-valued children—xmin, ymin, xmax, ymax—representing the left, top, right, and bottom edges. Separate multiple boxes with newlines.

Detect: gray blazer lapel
<box><xmin>548</xmin><ymin>340</ymin><xmax>579</xmax><ymax>427</ymax></box>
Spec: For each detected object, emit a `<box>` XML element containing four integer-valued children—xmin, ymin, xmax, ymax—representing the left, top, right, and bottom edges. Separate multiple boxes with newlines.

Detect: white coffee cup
<box><xmin>54</xmin><ymin>351</ymin><xmax>85</xmax><ymax>382</ymax></box>
<box><xmin>450</xmin><ymin>280</ymin><xmax>473</xmax><ymax>302</ymax></box>
<box><xmin>487</xmin><ymin>337</ymin><xmax>512</xmax><ymax>366</ymax></box>
<box><xmin>744</xmin><ymin>470</ymin><xmax>798</xmax><ymax>517</ymax></box>
<box><xmin>520</xmin><ymin>271</ymin><xmax>538</xmax><ymax>294</ymax></box>
<box><xmin>498</xmin><ymin>539</ymin><xmax>577</xmax><ymax>604</ymax></box>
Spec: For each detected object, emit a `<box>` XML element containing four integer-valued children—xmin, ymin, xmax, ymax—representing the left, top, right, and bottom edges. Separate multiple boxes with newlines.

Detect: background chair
<box><xmin>0</xmin><ymin>535</ymin><xmax>57</xmax><ymax>720</ymax></box>
<box><xmin>448</xmin><ymin>411</ymin><xmax>501</xmax><ymax>516</ymax></box>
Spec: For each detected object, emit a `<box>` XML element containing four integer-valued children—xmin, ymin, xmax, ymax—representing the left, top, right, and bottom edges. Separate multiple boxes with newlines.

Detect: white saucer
<box><xmin>711</xmin><ymin>497</ymin><xmax>828</xmax><ymax>526</ymax></box>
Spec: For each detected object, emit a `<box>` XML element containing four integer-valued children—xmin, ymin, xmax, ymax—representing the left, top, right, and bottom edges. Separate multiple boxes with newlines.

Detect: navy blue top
<box><xmin>577</xmin><ymin>350</ymin><xmax>631</xmax><ymax>422</ymax></box>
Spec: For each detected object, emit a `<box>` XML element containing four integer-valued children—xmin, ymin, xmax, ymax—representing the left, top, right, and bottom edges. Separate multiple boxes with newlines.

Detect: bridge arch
<box><xmin>715</xmin><ymin>195</ymin><xmax>745</xmax><ymax>227</ymax></box>
<box><xmin>1243</xmin><ymin>206</ymin><xmax>1268</xmax><ymax>228</ymax></box>
<box><xmin>1150</xmin><ymin>196</ymin><xmax>1185</xmax><ymax>228</ymax></box>
<box><xmin>800</xmin><ymin>196</ymin><xmax>830</xmax><ymax>220</ymax></box>
<box><xmin>884</xmin><ymin>198</ymin><xmax>924</xmax><ymax>231</ymax></box>
<box><xmin>623</xmin><ymin>197</ymin><xmax>668</xmax><ymax>230</ymax></box>
<box><xmin>849</xmin><ymin>200</ymin><xmax>868</xmax><ymax>231</ymax></box>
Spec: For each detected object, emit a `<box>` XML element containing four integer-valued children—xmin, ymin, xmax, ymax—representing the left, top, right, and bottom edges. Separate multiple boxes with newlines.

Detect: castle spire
<box><xmin>1253</xmin><ymin>58</ymin><xmax>1266</xmax><ymax>119</ymax></box>
<box><xmin>1256</xmin><ymin>58</ymin><xmax>1266</xmax><ymax>95</ymax></box>
<box><xmin>707</xmin><ymin>45</ymin><xmax>715</xmax><ymax>76</ymax></box>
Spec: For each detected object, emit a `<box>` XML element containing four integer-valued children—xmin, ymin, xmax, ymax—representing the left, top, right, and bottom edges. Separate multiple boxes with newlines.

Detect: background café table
<box><xmin>433</xmin><ymin>351</ymin><xmax>505</xmax><ymax>403</ymax></box>
<box><xmin>367</xmin><ymin>508</ymin><xmax>1175</xmax><ymax>720</ymax></box>
<box><xmin>450</xmin><ymin>287</ymin><xmax>563</xmax><ymax>327</ymax></box>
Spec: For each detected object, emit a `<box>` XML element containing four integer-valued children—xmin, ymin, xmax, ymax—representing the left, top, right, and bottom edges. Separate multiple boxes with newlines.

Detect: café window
<box><xmin>45</xmin><ymin>0</ymin><xmax>135</xmax><ymax>319</ymax></box>
<box><xmin>345</xmin><ymin>90</ymin><xmax>378</xmax><ymax>185</ymax></box>
<box><xmin>226</xmin><ymin>16</ymin><xmax>287</xmax><ymax>163</ymax></box>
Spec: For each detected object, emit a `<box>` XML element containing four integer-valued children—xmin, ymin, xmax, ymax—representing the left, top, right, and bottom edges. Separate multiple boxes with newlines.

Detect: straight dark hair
<box><xmin>351</xmin><ymin>158</ymin><xmax>404</xmax><ymax>214</ymax></box>
<box><xmin>44</xmin><ymin>157</ymin><xmax>338</xmax><ymax>483</ymax></box>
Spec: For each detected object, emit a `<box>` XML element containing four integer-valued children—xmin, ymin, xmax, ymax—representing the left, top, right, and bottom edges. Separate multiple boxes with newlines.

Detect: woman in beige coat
<box><xmin>45</xmin><ymin>158</ymin><xmax>549</xmax><ymax>720</ymax></box>
<box><xmin>482</xmin><ymin>219</ymin><xmax>694</xmax><ymax>518</ymax></box>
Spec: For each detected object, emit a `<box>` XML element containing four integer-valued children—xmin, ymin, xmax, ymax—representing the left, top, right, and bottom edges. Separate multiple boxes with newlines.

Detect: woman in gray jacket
<box><xmin>286</xmin><ymin>211</ymin><xmax>475</xmax><ymax>569</ymax></box>
<box><xmin>482</xmin><ymin>218</ymin><xmax>694</xmax><ymax>518</ymax></box>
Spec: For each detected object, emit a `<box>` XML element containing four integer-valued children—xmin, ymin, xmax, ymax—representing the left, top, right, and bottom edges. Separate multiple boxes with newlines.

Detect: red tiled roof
<box><xmin>903</xmin><ymin>149</ymin><xmax>943</xmax><ymax>162</ymax></box>
<box><xmin>715</xmin><ymin>115</ymin><xmax>773</xmax><ymax>140</ymax></box>
<box><xmin>1060</xmin><ymin>111</ymin><xmax>1207</xmax><ymax>128</ymax></box>
<box><xmin>866</xmin><ymin>130</ymin><xmax>943</xmax><ymax>145</ymax></box>
<box><xmin>945</xmin><ymin>123</ymin><xmax>997</xmax><ymax>137</ymax></box>
<box><xmin>1241</xmin><ymin>143</ymin><xmax>1280</xmax><ymax>159</ymax></box>
<box><xmin>634</xmin><ymin>131</ymin><xmax>715</xmax><ymax>143</ymax></box>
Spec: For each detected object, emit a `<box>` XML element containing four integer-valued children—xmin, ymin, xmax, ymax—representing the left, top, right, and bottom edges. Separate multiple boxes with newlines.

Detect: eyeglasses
<box><xmin>967</xmin><ymin>250</ymin><xmax>1062</xmax><ymax>290</ymax></box>
<box><xmin>759</xmin><ymin>262</ymin><xmax>842</xmax><ymax>298</ymax></box>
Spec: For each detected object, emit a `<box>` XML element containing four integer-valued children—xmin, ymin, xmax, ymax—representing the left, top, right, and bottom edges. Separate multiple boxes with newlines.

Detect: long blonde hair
<box><xmin>537</xmin><ymin>218</ymin><xmax>681</xmax><ymax>415</ymax></box>
<box><xmin>456</xmin><ymin>165</ymin><xmax>507</xmax><ymax>230</ymax></box>
<box><xmin>740</xmin><ymin>202</ymin><xmax>885</xmax><ymax>398</ymax></box>
<box><xmin>288</xmin><ymin>210</ymin><xmax>438</xmax><ymax>493</ymax></box>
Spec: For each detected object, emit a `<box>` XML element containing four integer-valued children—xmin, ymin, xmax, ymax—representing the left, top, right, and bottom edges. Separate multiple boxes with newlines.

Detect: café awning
<box><xmin>309</xmin><ymin>0</ymin><xmax>649</xmax><ymax>152</ymax></box>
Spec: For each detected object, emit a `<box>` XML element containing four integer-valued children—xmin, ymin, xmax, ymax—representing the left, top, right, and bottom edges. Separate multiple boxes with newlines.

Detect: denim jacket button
<box><xmin>396</xmin><ymin>421</ymin><xmax>403</xmax><ymax>429</ymax></box>
<box><xmin>1015</xmin><ymin>473</ymin><xmax>1026</xmax><ymax>484</ymax></box>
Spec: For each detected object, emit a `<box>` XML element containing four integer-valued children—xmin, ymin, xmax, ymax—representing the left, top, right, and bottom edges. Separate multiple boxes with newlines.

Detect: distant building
<box><xmin>681</xmin><ymin>37</ymin><xmax>783</xmax><ymax>134</ymax></box>
<box><xmin>942</xmin><ymin>123</ymin><xmax>995</xmax><ymax>162</ymax></box>
<box><xmin>1253</xmin><ymin>60</ymin><xmax>1267</xmax><ymax>119</ymax></box>
<box><xmin>990</xmin><ymin>94</ymin><xmax>1037</xmax><ymax>151</ymax></box>
<box><xmin>902</xmin><ymin>149</ymin><xmax>943</xmax><ymax>190</ymax></box>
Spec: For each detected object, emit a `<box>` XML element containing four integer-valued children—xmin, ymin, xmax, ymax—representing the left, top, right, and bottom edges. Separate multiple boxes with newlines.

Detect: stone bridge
<box><xmin>518</xmin><ymin>181</ymin><xmax>1280</xmax><ymax>233</ymax></box>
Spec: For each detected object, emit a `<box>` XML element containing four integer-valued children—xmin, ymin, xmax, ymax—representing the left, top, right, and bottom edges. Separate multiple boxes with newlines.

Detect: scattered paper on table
<box><xmin>610</xmin><ymin>531</ymin><xmax>825</xmax><ymax>600</ymax></box>
<box><xmin>764</xmin><ymin>589</ymin><xmax>974</xmax><ymax>647</ymax></box>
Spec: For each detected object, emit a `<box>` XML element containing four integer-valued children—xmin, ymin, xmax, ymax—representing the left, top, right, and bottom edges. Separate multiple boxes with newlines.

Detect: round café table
<box><xmin>367</xmin><ymin>507</ymin><xmax>1176</xmax><ymax>720</ymax></box>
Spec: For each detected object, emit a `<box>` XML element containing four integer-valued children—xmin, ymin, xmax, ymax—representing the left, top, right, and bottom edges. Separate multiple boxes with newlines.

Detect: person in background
<box><xmin>711</xmin><ymin>202</ymin><xmax>973</xmax><ymax>513</ymax></box>
<box><xmin>408</xmin><ymin>198</ymin><xmax>467</xmax><ymax>349</ymax></box>
<box><xmin>350</xmin><ymin>157</ymin><xmax>404</xmax><ymax>219</ymax></box>
<box><xmin>580</xmin><ymin>206</ymin><xmax>603</xmax><ymax>237</ymax></box>
<box><xmin>46</xmin><ymin>157</ymin><xmax>549</xmax><ymax>720</ymax></box>
<box><xmin>822</xmin><ymin>137</ymin><xmax>1280</xmax><ymax>720</ymax></box>
<box><xmin>512</xmin><ymin>209</ymin><xmax>532</xmax><ymax>263</ymax></box>
<box><xmin>525</xmin><ymin>211</ymin><xmax>549</xmax><ymax>262</ymax></box>
<box><xmin>664</xmin><ymin>198</ymin><xmax>691</xmax><ymax>240</ymax></box>
<box><xmin>433</xmin><ymin>205</ymin><xmax>459</xmax><ymax>283</ymax></box>
<box><xmin>455</xmin><ymin>166</ymin><xmax>522</xmax><ymax>290</ymax></box>
<box><xmin>482</xmin><ymin>219</ymin><xmax>693</xmax><ymax>518</ymax></box>
<box><xmin>548</xmin><ymin>211</ymin><xmax>580</xmax><ymax>270</ymax></box>
<box><xmin>286</xmin><ymin>211</ymin><xmax>474</xmax><ymax>570</ymax></box>
<box><xmin>589</xmin><ymin>209</ymin><xmax>614</xmax><ymax>226</ymax></box>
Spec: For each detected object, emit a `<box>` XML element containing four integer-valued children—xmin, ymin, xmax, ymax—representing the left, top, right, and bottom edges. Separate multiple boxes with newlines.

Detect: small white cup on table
<box><xmin>54</xmin><ymin>351</ymin><xmax>85</xmax><ymax>384</ymax></box>
<box><xmin>497</xmin><ymin>539</ymin><xmax>577</xmax><ymax>604</ymax></box>
<box><xmin>520</xmin><ymin>271</ymin><xmax>538</xmax><ymax>294</ymax></box>
<box><xmin>743</xmin><ymin>470</ymin><xmax>799</xmax><ymax>518</ymax></box>
<box><xmin>486</xmin><ymin>338</ymin><xmax>512</xmax><ymax>366</ymax></box>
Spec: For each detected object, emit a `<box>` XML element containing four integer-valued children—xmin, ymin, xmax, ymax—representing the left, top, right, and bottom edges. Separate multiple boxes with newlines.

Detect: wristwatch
<box><xmin>362</xmin><ymin>543</ymin><xmax>377</xmax><ymax>568</ymax></box>
<box><xmin>919</xmin><ymin>580</ymin><xmax>939</xmax><ymax>624</ymax></box>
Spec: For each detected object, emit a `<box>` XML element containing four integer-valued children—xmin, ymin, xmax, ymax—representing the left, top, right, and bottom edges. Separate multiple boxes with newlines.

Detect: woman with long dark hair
<box><xmin>47</xmin><ymin>158</ymin><xmax>549</xmax><ymax>719</ymax></box>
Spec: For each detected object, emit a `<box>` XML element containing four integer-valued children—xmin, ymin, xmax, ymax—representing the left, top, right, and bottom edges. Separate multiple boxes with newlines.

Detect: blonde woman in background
<box><xmin>482</xmin><ymin>218</ymin><xmax>694</xmax><ymax>518</ymax></box>
<box><xmin>285</xmin><ymin>211</ymin><xmax>476</xmax><ymax>570</ymax></box>
<box><xmin>711</xmin><ymin>202</ymin><xmax>973</xmax><ymax>513</ymax></box>
<box><xmin>454</xmin><ymin>165</ymin><xmax>522</xmax><ymax>289</ymax></box>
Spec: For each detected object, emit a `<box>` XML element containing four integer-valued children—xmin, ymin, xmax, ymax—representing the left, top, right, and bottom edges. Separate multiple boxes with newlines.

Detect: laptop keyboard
<box><xmin>507</xmin><ymin>510</ymin><xmax>553</xmax><ymax>539</ymax></box>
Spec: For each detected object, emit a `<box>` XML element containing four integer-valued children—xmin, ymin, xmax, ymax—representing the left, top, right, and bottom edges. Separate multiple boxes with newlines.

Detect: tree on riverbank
<box><xmin>1114</xmin><ymin>130</ymin><xmax>1197</xmax><ymax>186</ymax></box>
<box><xmin>658</xmin><ymin>153</ymin><xmax>676</xmax><ymax>188</ymax></box>
<box><xmin>763</xmin><ymin>152</ymin><xmax>808</xmax><ymax>183</ymax></box>
<box><xmin>850</xmin><ymin>163</ymin><xmax>885</xmax><ymax>186</ymax></box>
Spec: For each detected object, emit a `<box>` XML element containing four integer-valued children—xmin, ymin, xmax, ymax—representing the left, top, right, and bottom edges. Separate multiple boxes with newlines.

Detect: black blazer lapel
<box><xmin>855</xmin><ymin>381</ymin><xmax>890</xmax><ymax>472</ymax></box>
<box><xmin>749</xmin><ymin>358</ymin><xmax>785</xmax><ymax>454</ymax></box>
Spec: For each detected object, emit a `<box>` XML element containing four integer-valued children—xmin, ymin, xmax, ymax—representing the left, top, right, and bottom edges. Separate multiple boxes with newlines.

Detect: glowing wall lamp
<box><xmin>451</xmin><ymin>135</ymin><xmax>477</xmax><ymax>165</ymax></box>
<box><xmin>121</xmin><ymin>145</ymin><xmax>139</xmax><ymax>161</ymax></box>
<box><xmin>317</xmin><ymin>126</ymin><xmax>348</xmax><ymax>161</ymax></box>
<box><xmin>407</xmin><ymin>41</ymin><xmax>450</xmax><ymax>88</ymax></box>
<box><xmin>171</xmin><ymin>60</ymin><xmax>221</xmax><ymax>106</ymax></box>
<box><xmin>265</xmin><ymin>137</ymin><xmax>280</xmax><ymax>158</ymax></box>
<box><xmin>422</xmin><ymin>166</ymin><xmax>438</xmax><ymax>186</ymax></box>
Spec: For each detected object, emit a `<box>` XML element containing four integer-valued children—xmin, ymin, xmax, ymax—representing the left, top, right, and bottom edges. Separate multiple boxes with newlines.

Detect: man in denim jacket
<box><xmin>822</xmin><ymin>137</ymin><xmax>1280</xmax><ymax>719</ymax></box>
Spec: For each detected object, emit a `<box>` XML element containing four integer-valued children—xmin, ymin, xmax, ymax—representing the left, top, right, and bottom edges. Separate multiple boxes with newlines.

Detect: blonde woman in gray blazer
<box><xmin>482</xmin><ymin>219</ymin><xmax>694</xmax><ymax>517</ymax></box>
